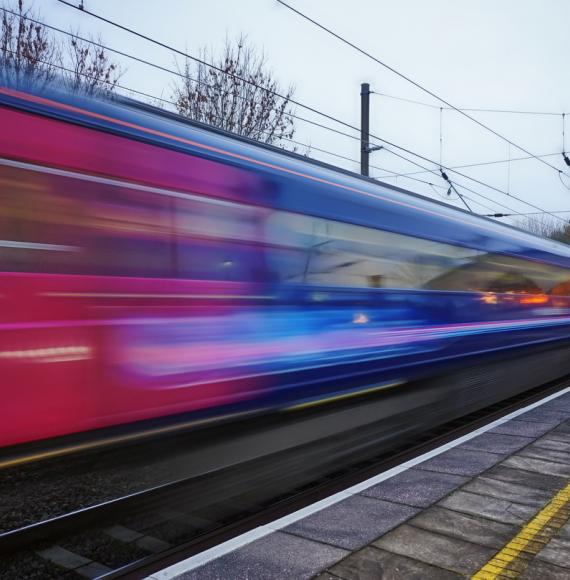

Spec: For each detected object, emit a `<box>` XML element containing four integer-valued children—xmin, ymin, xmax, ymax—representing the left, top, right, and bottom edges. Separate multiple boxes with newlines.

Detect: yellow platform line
<box><xmin>471</xmin><ymin>480</ymin><xmax>570</xmax><ymax>579</ymax></box>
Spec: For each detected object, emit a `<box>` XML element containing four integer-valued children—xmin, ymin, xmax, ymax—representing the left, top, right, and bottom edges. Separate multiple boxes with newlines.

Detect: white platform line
<box><xmin>147</xmin><ymin>385</ymin><xmax>570</xmax><ymax>579</ymax></box>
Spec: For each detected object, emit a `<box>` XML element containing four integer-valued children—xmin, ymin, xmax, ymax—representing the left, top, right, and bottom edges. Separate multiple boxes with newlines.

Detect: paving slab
<box><xmin>460</xmin><ymin>432</ymin><xmax>533</xmax><ymax>454</ymax></box>
<box><xmin>545</xmin><ymin>431</ymin><xmax>570</xmax><ymax>444</ymax></box>
<box><xmin>552</xmin><ymin>422</ymin><xmax>570</xmax><ymax>434</ymax></box>
<box><xmin>532</xmin><ymin>437</ymin><xmax>570</xmax><ymax>452</ymax></box>
<box><xmin>518</xmin><ymin>445</ymin><xmax>570</xmax><ymax>466</ymax></box>
<box><xmin>519</xmin><ymin>558</ymin><xmax>570</xmax><ymax>579</ymax></box>
<box><xmin>437</xmin><ymin>490</ymin><xmax>536</xmax><ymax>524</ymax></box>
<box><xmin>416</xmin><ymin>447</ymin><xmax>505</xmax><ymax>476</ymax></box>
<box><xmin>327</xmin><ymin>546</ymin><xmax>462</xmax><ymax>580</ymax></box>
<box><xmin>462</xmin><ymin>475</ymin><xmax>552</xmax><ymax>507</ymax></box>
<box><xmin>539</xmin><ymin>399</ymin><xmax>570</xmax><ymax>411</ymax></box>
<box><xmin>536</xmin><ymin>536</ymin><xmax>570</xmax><ymax>569</ymax></box>
<box><xmin>373</xmin><ymin>523</ymin><xmax>495</xmax><ymax>576</ymax></box>
<box><xmin>284</xmin><ymin>495</ymin><xmax>419</xmax><ymax>550</ymax></box>
<box><xmin>558</xmin><ymin>520</ymin><xmax>570</xmax><ymax>540</ymax></box>
<box><xmin>502</xmin><ymin>455</ymin><xmax>570</xmax><ymax>477</ymax></box>
<box><xmin>177</xmin><ymin>531</ymin><xmax>348</xmax><ymax>580</ymax></box>
<box><xmin>482</xmin><ymin>464</ymin><xmax>568</xmax><ymax>492</ymax></box>
<box><xmin>359</xmin><ymin>468</ymin><xmax>468</xmax><ymax>508</ymax></box>
<box><xmin>490</xmin><ymin>419</ymin><xmax>556</xmax><ymax>437</ymax></box>
<box><xmin>409</xmin><ymin>505</ymin><xmax>519</xmax><ymax>549</ymax></box>
<box><xmin>516</xmin><ymin>410</ymin><xmax>569</xmax><ymax>424</ymax></box>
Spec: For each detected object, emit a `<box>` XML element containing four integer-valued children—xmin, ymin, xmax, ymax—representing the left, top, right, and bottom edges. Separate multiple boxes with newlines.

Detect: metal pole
<box><xmin>360</xmin><ymin>82</ymin><xmax>370</xmax><ymax>176</ymax></box>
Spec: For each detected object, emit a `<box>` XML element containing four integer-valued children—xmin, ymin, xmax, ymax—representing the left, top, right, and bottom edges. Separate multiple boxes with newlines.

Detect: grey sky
<box><xmin>40</xmin><ymin>0</ymin><xmax>570</xmax><ymax>225</ymax></box>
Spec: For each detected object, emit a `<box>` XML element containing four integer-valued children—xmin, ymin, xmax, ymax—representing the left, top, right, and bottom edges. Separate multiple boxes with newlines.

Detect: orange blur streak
<box><xmin>520</xmin><ymin>294</ymin><xmax>549</xmax><ymax>305</ymax></box>
<box><xmin>480</xmin><ymin>293</ymin><xmax>498</xmax><ymax>305</ymax></box>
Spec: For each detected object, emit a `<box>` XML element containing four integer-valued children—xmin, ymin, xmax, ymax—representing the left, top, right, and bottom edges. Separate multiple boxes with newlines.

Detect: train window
<box><xmin>263</xmin><ymin>213</ymin><xmax>323</xmax><ymax>283</ymax></box>
<box><xmin>0</xmin><ymin>162</ymin><xmax>269</xmax><ymax>282</ymax></box>
<box><xmin>266</xmin><ymin>210</ymin><xmax>570</xmax><ymax>295</ymax></box>
<box><xmin>0</xmin><ymin>165</ymin><xmax>88</xmax><ymax>274</ymax></box>
<box><xmin>174</xmin><ymin>196</ymin><xmax>267</xmax><ymax>281</ymax></box>
<box><xmin>425</xmin><ymin>254</ymin><xmax>570</xmax><ymax>294</ymax></box>
<box><xmin>315</xmin><ymin>219</ymin><xmax>480</xmax><ymax>289</ymax></box>
<box><xmin>266</xmin><ymin>211</ymin><xmax>480</xmax><ymax>289</ymax></box>
<box><xmin>0</xmin><ymin>164</ymin><xmax>177</xmax><ymax>278</ymax></box>
<box><xmin>87</xmin><ymin>185</ymin><xmax>175</xmax><ymax>278</ymax></box>
<box><xmin>175</xmin><ymin>196</ymin><xmax>262</xmax><ymax>242</ymax></box>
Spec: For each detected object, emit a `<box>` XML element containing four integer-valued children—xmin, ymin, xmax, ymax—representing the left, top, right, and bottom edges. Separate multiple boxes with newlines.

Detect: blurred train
<box><xmin>2</xmin><ymin>81</ymin><xmax>570</xmax><ymax>452</ymax></box>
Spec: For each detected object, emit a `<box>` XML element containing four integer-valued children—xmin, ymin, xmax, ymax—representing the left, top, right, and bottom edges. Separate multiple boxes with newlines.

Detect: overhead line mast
<box><xmin>360</xmin><ymin>83</ymin><xmax>381</xmax><ymax>177</ymax></box>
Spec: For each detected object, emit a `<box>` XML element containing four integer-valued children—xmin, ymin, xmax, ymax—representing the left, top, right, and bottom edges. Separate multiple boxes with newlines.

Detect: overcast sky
<box><xmin>39</xmin><ymin>0</ymin><xmax>570</xmax><ymax>227</ymax></box>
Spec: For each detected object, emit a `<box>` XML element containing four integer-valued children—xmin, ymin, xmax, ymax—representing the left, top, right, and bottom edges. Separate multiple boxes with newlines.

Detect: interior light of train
<box><xmin>353</xmin><ymin>313</ymin><xmax>370</xmax><ymax>324</ymax></box>
<box><xmin>480</xmin><ymin>293</ymin><xmax>498</xmax><ymax>305</ymax></box>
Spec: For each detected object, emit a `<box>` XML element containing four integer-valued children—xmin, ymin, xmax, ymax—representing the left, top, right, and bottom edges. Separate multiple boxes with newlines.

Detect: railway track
<box><xmin>1</xmin><ymin>373</ymin><xmax>570</xmax><ymax>579</ymax></box>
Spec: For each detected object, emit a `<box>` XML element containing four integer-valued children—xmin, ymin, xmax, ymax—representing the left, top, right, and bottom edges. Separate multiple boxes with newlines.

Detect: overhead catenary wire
<box><xmin>439</xmin><ymin>107</ymin><xmax>443</xmax><ymax>167</ymax></box>
<box><xmin>563</xmin><ymin>113</ymin><xmax>566</xmax><ymax>153</ymax></box>
<box><xmin>377</xmin><ymin>170</ymin><xmax>501</xmax><ymax>215</ymax></box>
<box><xmin>379</xmin><ymin>146</ymin><xmax>531</xmax><ymax>218</ymax></box>
<box><xmin>562</xmin><ymin>113</ymin><xmax>570</xmax><ymax>169</ymax></box>
<box><xmin>428</xmin><ymin>182</ymin><xmax>458</xmax><ymax>202</ymax></box>
<box><xmin>376</xmin><ymin>138</ymin><xmax>570</xmax><ymax>225</ymax></box>
<box><xmin>375</xmin><ymin>152</ymin><xmax>564</xmax><ymax>180</ymax></box>
<box><xmin>376</xmin><ymin>139</ymin><xmax>568</xmax><ymax>225</ymax></box>
<box><xmin>438</xmin><ymin>167</ymin><xmax>473</xmax><ymax>213</ymax></box>
<box><xmin>275</xmin><ymin>0</ymin><xmax>570</xmax><ymax>182</ymax></box>
<box><xmin>39</xmin><ymin>2</ymin><xmax>569</xmax><ymax>222</ymax></box>
<box><xmin>507</xmin><ymin>143</ymin><xmax>511</xmax><ymax>195</ymax></box>
<box><xmin>373</xmin><ymin>90</ymin><xmax>568</xmax><ymax>117</ymax></box>
<box><xmin>485</xmin><ymin>210</ymin><xmax>570</xmax><ymax>217</ymax></box>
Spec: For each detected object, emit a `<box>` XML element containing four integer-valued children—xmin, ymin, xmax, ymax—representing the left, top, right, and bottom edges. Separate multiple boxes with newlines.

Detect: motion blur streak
<box><xmin>0</xmin><ymin>346</ymin><xmax>90</xmax><ymax>361</ymax></box>
<box><xmin>2</xmin><ymin>80</ymin><xmax>570</xmax><ymax>451</ymax></box>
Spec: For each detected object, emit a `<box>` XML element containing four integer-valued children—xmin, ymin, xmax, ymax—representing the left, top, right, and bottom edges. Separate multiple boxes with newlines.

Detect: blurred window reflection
<box><xmin>175</xmin><ymin>196</ymin><xmax>266</xmax><ymax>282</ymax></box>
<box><xmin>267</xmin><ymin>211</ymin><xmax>570</xmax><ymax>295</ymax></box>
<box><xmin>0</xmin><ymin>164</ymin><xmax>266</xmax><ymax>281</ymax></box>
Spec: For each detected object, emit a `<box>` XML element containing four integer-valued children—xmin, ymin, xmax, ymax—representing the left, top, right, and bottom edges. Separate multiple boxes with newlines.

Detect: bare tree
<box><xmin>516</xmin><ymin>215</ymin><xmax>570</xmax><ymax>245</ymax></box>
<box><xmin>66</xmin><ymin>33</ymin><xmax>121</xmax><ymax>96</ymax></box>
<box><xmin>1</xmin><ymin>0</ymin><xmax>121</xmax><ymax>95</ymax></box>
<box><xmin>550</xmin><ymin>223</ymin><xmax>570</xmax><ymax>245</ymax></box>
<box><xmin>172</xmin><ymin>35</ymin><xmax>296</xmax><ymax>146</ymax></box>
<box><xmin>0</xmin><ymin>0</ymin><xmax>59</xmax><ymax>87</ymax></box>
<box><xmin>517</xmin><ymin>215</ymin><xmax>561</xmax><ymax>237</ymax></box>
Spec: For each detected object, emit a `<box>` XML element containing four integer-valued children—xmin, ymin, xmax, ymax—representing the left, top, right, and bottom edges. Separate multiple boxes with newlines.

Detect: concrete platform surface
<box><xmin>150</xmin><ymin>388</ymin><xmax>570</xmax><ymax>580</ymax></box>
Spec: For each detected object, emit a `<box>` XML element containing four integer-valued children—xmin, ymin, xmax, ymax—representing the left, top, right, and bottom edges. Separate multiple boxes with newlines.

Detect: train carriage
<box><xmin>2</xmin><ymin>82</ymin><xmax>570</xmax><ymax>451</ymax></box>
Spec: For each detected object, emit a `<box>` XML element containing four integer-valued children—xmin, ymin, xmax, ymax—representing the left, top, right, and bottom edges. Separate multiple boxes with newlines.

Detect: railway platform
<box><xmin>150</xmin><ymin>388</ymin><xmax>570</xmax><ymax>580</ymax></box>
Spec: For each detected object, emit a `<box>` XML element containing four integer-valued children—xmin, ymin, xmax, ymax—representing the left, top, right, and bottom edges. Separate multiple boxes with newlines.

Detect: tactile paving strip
<box><xmin>472</xmin><ymin>481</ymin><xmax>570</xmax><ymax>579</ymax></box>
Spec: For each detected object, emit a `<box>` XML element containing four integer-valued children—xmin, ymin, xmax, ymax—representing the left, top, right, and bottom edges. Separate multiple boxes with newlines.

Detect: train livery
<box><xmin>2</xmin><ymin>82</ymin><xmax>570</xmax><ymax>450</ymax></box>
